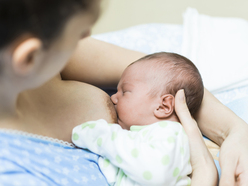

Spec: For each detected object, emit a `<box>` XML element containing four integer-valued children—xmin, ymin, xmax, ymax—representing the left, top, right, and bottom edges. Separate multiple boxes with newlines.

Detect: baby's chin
<box><xmin>117</xmin><ymin>119</ymin><xmax>130</xmax><ymax>130</ymax></box>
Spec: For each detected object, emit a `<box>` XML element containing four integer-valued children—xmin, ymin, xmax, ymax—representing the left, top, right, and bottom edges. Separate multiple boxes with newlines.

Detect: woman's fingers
<box><xmin>175</xmin><ymin>89</ymin><xmax>218</xmax><ymax>185</ymax></box>
<box><xmin>175</xmin><ymin>89</ymin><xmax>198</xmax><ymax>132</ymax></box>
<box><xmin>175</xmin><ymin>89</ymin><xmax>212</xmax><ymax>159</ymax></box>
<box><xmin>219</xmin><ymin>157</ymin><xmax>236</xmax><ymax>186</ymax></box>
<box><xmin>175</xmin><ymin>89</ymin><xmax>203</xmax><ymax>151</ymax></box>
<box><xmin>219</xmin><ymin>130</ymin><xmax>248</xmax><ymax>186</ymax></box>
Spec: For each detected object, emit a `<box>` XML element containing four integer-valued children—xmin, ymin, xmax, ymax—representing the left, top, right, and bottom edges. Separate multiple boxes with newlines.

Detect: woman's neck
<box><xmin>0</xmin><ymin>86</ymin><xmax>23</xmax><ymax>130</ymax></box>
<box><xmin>0</xmin><ymin>88</ymin><xmax>18</xmax><ymax>119</ymax></box>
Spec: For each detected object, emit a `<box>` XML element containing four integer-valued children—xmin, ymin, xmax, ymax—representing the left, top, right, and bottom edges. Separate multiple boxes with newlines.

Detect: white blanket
<box><xmin>181</xmin><ymin>8</ymin><xmax>248</xmax><ymax>93</ymax></box>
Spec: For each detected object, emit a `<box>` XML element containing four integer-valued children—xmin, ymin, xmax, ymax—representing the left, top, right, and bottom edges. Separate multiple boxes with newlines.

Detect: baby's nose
<box><xmin>111</xmin><ymin>93</ymin><xmax>117</xmax><ymax>105</ymax></box>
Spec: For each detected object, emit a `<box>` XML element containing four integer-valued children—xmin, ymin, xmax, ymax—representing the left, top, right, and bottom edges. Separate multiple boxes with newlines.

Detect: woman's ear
<box><xmin>154</xmin><ymin>94</ymin><xmax>175</xmax><ymax>119</ymax></box>
<box><xmin>12</xmin><ymin>38</ymin><xmax>41</xmax><ymax>76</ymax></box>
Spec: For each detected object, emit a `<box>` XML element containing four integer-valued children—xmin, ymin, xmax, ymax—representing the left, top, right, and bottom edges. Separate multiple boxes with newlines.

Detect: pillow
<box><xmin>93</xmin><ymin>23</ymin><xmax>183</xmax><ymax>54</ymax></box>
<box><xmin>182</xmin><ymin>7</ymin><xmax>248</xmax><ymax>93</ymax></box>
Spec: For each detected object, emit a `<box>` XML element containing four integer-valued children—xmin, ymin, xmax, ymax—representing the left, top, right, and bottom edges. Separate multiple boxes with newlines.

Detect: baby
<box><xmin>72</xmin><ymin>52</ymin><xmax>204</xmax><ymax>186</ymax></box>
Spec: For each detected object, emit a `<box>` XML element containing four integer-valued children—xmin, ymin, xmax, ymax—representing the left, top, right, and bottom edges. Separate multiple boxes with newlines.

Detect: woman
<box><xmin>0</xmin><ymin>0</ymin><xmax>246</xmax><ymax>185</ymax></box>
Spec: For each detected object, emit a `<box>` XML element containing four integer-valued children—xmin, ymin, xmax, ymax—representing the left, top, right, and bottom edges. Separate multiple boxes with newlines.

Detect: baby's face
<box><xmin>111</xmin><ymin>63</ymin><xmax>159</xmax><ymax>129</ymax></box>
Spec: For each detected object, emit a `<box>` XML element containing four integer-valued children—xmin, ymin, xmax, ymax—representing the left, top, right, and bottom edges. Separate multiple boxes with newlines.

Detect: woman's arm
<box><xmin>195</xmin><ymin>88</ymin><xmax>248</xmax><ymax>185</ymax></box>
<box><xmin>175</xmin><ymin>90</ymin><xmax>218</xmax><ymax>186</ymax></box>
<box><xmin>195</xmin><ymin>88</ymin><xmax>247</xmax><ymax>146</ymax></box>
<box><xmin>61</xmin><ymin>37</ymin><xmax>145</xmax><ymax>87</ymax></box>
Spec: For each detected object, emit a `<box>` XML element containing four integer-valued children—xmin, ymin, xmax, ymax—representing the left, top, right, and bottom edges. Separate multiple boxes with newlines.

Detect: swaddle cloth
<box><xmin>72</xmin><ymin>119</ymin><xmax>192</xmax><ymax>186</ymax></box>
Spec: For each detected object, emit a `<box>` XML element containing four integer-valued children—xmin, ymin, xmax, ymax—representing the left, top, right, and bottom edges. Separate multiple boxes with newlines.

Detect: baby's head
<box><xmin>111</xmin><ymin>52</ymin><xmax>203</xmax><ymax>130</ymax></box>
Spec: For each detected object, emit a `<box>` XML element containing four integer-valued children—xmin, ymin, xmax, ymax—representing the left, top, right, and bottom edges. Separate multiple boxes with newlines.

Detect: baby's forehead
<box><xmin>124</xmin><ymin>62</ymin><xmax>149</xmax><ymax>77</ymax></box>
<box><xmin>122</xmin><ymin>63</ymin><xmax>159</xmax><ymax>84</ymax></box>
<box><xmin>119</xmin><ymin>64</ymin><xmax>149</xmax><ymax>82</ymax></box>
<box><xmin>128</xmin><ymin>59</ymin><xmax>171</xmax><ymax>75</ymax></box>
<box><xmin>128</xmin><ymin>60</ymin><xmax>155</xmax><ymax>70</ymax></box>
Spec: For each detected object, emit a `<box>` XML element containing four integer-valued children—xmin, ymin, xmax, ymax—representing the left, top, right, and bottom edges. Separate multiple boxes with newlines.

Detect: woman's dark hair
<box><xmin>0</xmin><ymin>0</ymin><xmax>95</xmax><ymax>49</ymax></box>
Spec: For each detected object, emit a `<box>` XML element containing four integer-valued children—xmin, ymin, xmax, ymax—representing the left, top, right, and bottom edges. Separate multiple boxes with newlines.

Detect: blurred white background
<box><xmin>92</xmin><ymin>0</ymin><xmax>248</xmax><ymax>34</ymax></box>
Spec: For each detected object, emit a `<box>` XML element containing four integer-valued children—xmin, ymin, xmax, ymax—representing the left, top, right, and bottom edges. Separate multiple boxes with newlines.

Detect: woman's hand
<box><xmin>175</xmin><ymin>89</ymin><xmax>218</xmax><ymax>186</ymax></box>
<box><xmin>218</xmin><ymin>125</ymin><xmax>248</xmax><ymax>186</ymax></box>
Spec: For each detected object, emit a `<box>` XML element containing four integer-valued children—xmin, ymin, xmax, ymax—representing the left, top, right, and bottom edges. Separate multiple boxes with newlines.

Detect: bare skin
<box><xmin>16</xmin><ymin>75</ymin><xmax>117</xmax><ymax>143</ymax></box>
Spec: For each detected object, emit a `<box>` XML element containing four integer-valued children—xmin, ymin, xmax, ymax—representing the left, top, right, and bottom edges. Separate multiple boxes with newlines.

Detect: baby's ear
<box><xmin>154</xmin><ymin>94</ymin><xmax>175</xmax><ymax>119</ymax></box>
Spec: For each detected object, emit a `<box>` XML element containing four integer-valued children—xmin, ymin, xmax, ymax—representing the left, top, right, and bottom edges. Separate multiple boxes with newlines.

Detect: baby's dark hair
<box><xmin>0</xmin><ymin>0</ymin><xmax>98</xmax><ymax>49</ymax></box>
<box><xmin>132</xmin><ymin>52</ymin><xmax>204</xmax><ymax>116</ymax></box>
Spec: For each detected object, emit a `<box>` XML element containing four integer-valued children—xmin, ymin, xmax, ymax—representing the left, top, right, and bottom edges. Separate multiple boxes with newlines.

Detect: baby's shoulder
<box><xmin>146</xmin><ymin>121</ymin><xmax>187</xmax><ymax>141</ymax></box>
<box><xmin>151</xmin><ymin>120</ymin><xmax>184</xmax><ymax>131</ymax></box>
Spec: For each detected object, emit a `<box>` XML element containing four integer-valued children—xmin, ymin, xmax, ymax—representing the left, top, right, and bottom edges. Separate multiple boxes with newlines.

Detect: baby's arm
<box><xmin>72</xmin><ymin>119</ymin><xmax>191</xmax><ymax>186</ymax></box>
